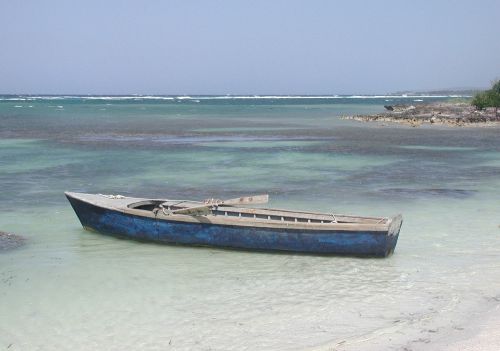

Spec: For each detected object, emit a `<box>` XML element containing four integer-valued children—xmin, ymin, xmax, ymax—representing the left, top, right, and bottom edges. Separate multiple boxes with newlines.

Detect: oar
<box><xmin>169</xmin><ymin>194</ymin><xmax>269</xmax><ymax>215</ymax></box>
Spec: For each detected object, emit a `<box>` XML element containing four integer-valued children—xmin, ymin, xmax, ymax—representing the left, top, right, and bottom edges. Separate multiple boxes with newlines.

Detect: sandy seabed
<box><xmin>438</xmin><ymin>306</ymin><xmax>500</xmax><ymax>351</ymax></box>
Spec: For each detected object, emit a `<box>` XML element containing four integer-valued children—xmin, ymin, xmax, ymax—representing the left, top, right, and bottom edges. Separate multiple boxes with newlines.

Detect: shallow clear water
<box><xmin>1</xmin><ymin>96</ymin><xmax>499</xmax><ymax>350</ymax></box>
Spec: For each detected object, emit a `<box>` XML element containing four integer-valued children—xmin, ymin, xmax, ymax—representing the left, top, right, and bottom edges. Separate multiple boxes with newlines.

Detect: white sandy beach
<box><xmin>438</xmin><ymin>304</ymin><xmax>500</xmax><ymax>351</ymax></box>
<box><xmin>315</xmin><ymin>300</ymin><xmax>500</xmax><ymax>351</ymax></box>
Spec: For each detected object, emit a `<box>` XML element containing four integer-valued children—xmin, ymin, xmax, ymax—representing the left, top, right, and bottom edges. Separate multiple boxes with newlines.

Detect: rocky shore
<box><xmin>343</xmin><ymin>101</ymin><xmax>500</xmax><ymax>127</ymax></box>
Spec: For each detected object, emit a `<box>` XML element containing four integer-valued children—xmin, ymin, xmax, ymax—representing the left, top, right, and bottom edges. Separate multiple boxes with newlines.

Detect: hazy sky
<box><xmin>1</xmin><ymin>0</ymin><xmax>499</xmax><ymax>94</ymax></box>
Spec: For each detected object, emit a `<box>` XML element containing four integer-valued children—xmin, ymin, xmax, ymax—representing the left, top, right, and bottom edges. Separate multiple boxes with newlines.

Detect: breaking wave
<box><xmin>0</xmin><ymin>94</ymin><xmax>471</xmax><ymax>102</ymax></box>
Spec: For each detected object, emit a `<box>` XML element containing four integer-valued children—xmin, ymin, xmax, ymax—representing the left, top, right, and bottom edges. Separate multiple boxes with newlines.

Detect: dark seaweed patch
<box><xmin>378</xmin><ymin>188</ymin><xmax>477</xmax><ymax>199</ymax></box>
<box><xmin>0</xmin><ymin>231</ymin><xmax>26</xmax><ymax>252</ymax></box>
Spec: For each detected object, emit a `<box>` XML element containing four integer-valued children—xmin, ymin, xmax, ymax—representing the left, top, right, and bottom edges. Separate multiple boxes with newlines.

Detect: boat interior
<box><xmin>127</xmin><ymin>200</ymin><xmax>389</xmax><ymax>225</ymax></box>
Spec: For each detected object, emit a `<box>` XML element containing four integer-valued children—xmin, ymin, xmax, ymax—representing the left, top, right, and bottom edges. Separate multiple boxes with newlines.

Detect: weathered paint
<box><xmin>66</xmin><ymin>194</ymin><xmax>401</xmax><ymax>257</ymax></box>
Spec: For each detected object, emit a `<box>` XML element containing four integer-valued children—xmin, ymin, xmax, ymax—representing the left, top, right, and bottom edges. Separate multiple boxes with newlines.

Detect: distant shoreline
<box><xmin>342</xmin><ymin>101</ymin><xmax>500</xmax><ymax>127</ymax></box>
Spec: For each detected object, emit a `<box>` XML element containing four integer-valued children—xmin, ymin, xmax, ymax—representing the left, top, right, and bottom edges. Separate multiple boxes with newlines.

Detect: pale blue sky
<box><xmin>1</xmin><ymin>0</ymin><xmax>499</xmax><ymax>94</ymax></box>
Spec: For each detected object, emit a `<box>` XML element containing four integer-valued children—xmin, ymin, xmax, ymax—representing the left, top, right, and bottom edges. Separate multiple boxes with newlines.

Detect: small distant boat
<box><xmin>65</xmin><ymin>192</ymin><xmax>402</xmax><ymax>257</ymax></box>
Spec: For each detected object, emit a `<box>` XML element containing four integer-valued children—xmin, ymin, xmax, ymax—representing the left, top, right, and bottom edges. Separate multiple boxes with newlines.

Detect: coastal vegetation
<box><xmin>472</xmin><ymin>80</ymin><xmax>500</xmax><ymax>116</ymax></box>
<box><xmin>343</xmin><ymin>83</ymin><xmax>500</xmax><ymax>126</ymax></box>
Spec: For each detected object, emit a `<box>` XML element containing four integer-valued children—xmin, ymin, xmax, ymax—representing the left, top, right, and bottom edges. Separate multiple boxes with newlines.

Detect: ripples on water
<box><xmin>1</xmin><ymin>96</ymin><xmax>500</xmax><ymax>350</ymax></box>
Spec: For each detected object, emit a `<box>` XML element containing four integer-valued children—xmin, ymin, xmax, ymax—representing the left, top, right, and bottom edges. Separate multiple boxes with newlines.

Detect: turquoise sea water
<box><xmin>1</xmin><ymin>95</ymin><xmax>499</xmax><ymax>350</ymax></box>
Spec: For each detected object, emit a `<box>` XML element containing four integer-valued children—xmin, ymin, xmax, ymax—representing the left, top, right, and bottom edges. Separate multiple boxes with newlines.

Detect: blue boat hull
<box><xmin>67</xmin><ymin>195</ymin><xmax>401</xmax><ymax>257</ymax></box>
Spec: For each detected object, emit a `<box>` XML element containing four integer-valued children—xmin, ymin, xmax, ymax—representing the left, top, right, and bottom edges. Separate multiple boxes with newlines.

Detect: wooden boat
<box><xmin>65</xmin><ymin>192</ymin><xmax>402</xmax><ymax>257</ymax></box>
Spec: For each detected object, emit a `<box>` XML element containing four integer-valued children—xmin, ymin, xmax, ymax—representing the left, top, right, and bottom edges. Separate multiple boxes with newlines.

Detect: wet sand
<box><xmin>437</xmin><ymin>304</ymin><xmax>500</xmax><ymax>351</ymax></box>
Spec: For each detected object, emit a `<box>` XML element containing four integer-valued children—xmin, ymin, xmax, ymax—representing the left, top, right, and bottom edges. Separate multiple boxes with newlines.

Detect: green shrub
<box><xmin>472</xmin><ymin>92</ymin><xmax>489</xmax><ymax>110</ymax></box>
<box><xmin>472</xmin><ymin>80</ymin><xmax>500</xmax><ymax>116</ymax></box>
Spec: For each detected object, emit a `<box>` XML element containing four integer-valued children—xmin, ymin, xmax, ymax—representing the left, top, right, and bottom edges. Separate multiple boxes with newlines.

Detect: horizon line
<box><xmin>0</xmin><ymin>91</ymin><xmax>481</xmax><ymax>97</ymax></box>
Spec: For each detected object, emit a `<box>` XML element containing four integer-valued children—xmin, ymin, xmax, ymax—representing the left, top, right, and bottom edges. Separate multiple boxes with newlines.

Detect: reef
<box><xmin>343</xmin><ymin>102</ymin><xmax>500</xmax><ymax>127</ymax></box>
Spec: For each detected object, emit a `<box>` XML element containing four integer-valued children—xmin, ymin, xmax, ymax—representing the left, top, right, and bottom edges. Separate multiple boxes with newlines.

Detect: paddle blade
<box><xmin>223</xmin><ymin>194</ymin><xmax>269</xmax><ymax>205</ymax></box>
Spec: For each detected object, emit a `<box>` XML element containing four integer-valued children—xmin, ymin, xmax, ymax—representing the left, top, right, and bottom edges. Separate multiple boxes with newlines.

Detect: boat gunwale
<box><xmin>65</xmin><ymin>192</ymin><xmax>392</xmax><ymax>233</ymax></box>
